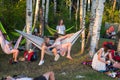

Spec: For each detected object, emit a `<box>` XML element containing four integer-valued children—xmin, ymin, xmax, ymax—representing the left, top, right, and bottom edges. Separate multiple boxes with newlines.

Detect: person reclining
<box><xmin>0</xmin><ymin>30</ymin><xmax>19</xmax><ymax>64</ymax></box>
<box><xmin>2</xmin><ymin>71</ymin><xmax>55</xmax><ymax>80</ymax></box>
<box><xmin>38</xmin><ymin>33</ymin><xmax>73</xmax><ymax>66</ymax></box>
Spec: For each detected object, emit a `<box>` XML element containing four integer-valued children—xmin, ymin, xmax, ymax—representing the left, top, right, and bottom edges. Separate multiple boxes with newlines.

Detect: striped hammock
<box><xmin>16</xmin><ymin>28</ymin><xmax>84</xmax><ymax>55</ymax></box>
<box><xmin>0</xmin><ymin>30</ymin><xmax>22</xmax><ymax>54</ymax></box>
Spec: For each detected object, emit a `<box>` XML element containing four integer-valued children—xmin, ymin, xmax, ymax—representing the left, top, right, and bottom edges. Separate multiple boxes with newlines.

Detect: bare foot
<box><xmin>66</xmin><ymin>56</ymin><xmax>73</xmax><ymax>60</ymax></box>
<box><xmin>61</xmin><ymin>52</ymin><xmax>65</xmax><ymax>56</ymax></box>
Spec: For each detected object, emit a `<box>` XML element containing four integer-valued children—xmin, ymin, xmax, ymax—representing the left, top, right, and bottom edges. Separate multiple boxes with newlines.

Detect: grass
<box><xmin>0</xmin><ymin>38</ymin><xmax>118</xmax><ymax>80</ymax></box>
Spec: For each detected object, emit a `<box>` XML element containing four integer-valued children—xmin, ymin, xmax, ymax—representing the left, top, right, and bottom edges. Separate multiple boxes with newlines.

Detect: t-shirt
<box><xmin>56</xmin><ymin>25</ymin><xmax>65</xmax><ymax>35</ymax></box>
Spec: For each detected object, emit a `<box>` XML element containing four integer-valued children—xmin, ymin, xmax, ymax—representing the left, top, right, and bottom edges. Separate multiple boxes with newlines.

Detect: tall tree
<box><xmin>80</xmin><ymin>0</ymin><xmax>86</xmax><ymax>54</ymax></box>
<box><xmin>26</xmin><ymin>0</ymin><xmax>33</xmax><ymax>50</ymax></box>
<box><xmin>86</xmin><ymin>0</ymin><xmax>97</xmax><ymax>48</ymax></box>
<box><xmin>39</xmin><ymin>8</ymin><xmax>44</xmax><ymax>36</ymax></box>
<box><xmin>45</xmin><ymin>0</ymin><xmax>49</xmax><ymax>24</ymax></box>
<box><xmin>89</xmin><ymin>0</ymin><xmax>106</xmax><ymax>57</ymax></box>
<box><xmin>42</xmin><ymin>0</ymin><xmax>45</xmax><ymax>18</ymax></box>
<box><xmin>75</xmin><ymin>0</ymin><xmax>80</xmax><ymax>31</ymax></box>
<box><xmin>117</xmin><ymin>24</ymin><xmax>120</xmax><ymax>52</ymax></box>
<box><xmin>87</xmin><ymin>0</ymin><xmax>91</xmax><ymax>11</ymax></box>
<box><xmin>53</xmin><ymin>0</ymin><xmax>57</xmax><ymax>16</ymax></box>
<box><xmin>113</xmin><ymin>0</ymin><xmax>116</xmax><ymax>11</ymax></box>
<box><xmin>33</xmin><ymin>0</ymin><xmax>40</xmax><ymax>29</ymax></box>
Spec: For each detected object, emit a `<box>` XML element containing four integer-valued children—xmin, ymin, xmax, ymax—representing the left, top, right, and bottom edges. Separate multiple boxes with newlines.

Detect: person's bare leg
<box><xmin>113</xmin><ymin>62</ymin><xmax>120</xmax><ymax>69</ymax></box>
<box><xmin>52</xmin><ymin>48</ymin><xmax>60</xmax><ymax>61</ymax></box>
<box><xmin>43</xmin><ymin>71</ymin><xmax>55</xmax><ymax>80</ymax></box>
<box><xmin>66</xmin><ymin>43</ymin><xmax>73</xmax><ymax>60</ymax></box>
<box><xmin>11</xmin><ymin>49</ymin><xmax>19</xmax><ymax>62</ymax></box>
<box><xmin>40</xmin><ymin>45</ymin><xmax>46</xmax><ymax>61</ymax></box>
<box><xmin>52</xmin><ymin>48</ymin><xmax>57</xmax><ymax>56</ymax></box>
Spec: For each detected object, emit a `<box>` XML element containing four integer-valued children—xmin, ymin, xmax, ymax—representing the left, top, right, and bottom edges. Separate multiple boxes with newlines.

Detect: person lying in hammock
<box><xmin>38</xmin><ymin>33</ymin><xmax>73</xmax><ymax>66</ymax></box>
<box><xmin>0</xmin><ymin>30</ymin><xmax>19</xmax><ymax>64</ymax></box>
<box><xmin>48</xmin><ymin>33</ymin><xmax>73</xmax><ymax>60</ymax></box>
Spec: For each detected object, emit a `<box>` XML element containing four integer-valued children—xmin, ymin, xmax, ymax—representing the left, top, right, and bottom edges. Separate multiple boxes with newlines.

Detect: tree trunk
<box><xmin>33</xmin><ymin>0</ymin><xmax>40</xmax><ymax>29</ymax></box>
<box><xmin>86</xmin><ymin>0</ymin><xmax>97</xmax><ymax>49</ymax></box>
<box><xmin>53</xmin><ymin>0</ymin><xmax>57</xmax><ymax>16</ymax></box>
<box><xmin>39</xmin><ymin>8</ymin><xmax>44</xmax><ymax>36</ymax></box>
<box><xmin>69</xmin><ymin>0</ymin><xmax>72</xmax><ymax>20</ymax></box>
<box><xmin>45</xmin><ymin>0</ymin><xmax>49</xmax><ymax>24</ymax></box>
<box><xmin>89</xmin><ymin>0</ymin><xmax>106</xmax><ymax>57</ymax></box>
<box><xmin>26</xmin><ymin>0</ymin><xmax>33</xmax><ymax>50</ymax></box>
<box><xmin>87</xmin><ymin>0</ymin><xmax>90</xmax><ymax>11</ymax></box>
<box><xmin>113</xmin><ymin>0</ymin><xmax>116</xmax><ymax>11</ymax></box>
<box><xmin>42</xmin><ymin>0</ymin><xmax>45</xmax><ymax>19</ymax></box>
<box><xmin>117</xmin><ymin>24</ymin><xmax>120</xmax><ymax>52</ymax></box>
<box><xmin>75</xmin><ymin>0</ymin><xmax>79</xmax><ymax>31</ymax></box>
<box><xmin>80</xmin><ymin>0</ymin><xmax>86</xmax><ymax>54</ymax></box>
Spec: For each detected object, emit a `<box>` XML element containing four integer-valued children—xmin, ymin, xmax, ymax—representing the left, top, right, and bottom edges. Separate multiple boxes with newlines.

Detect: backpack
<box><xmin>24</xmin><ymin>50</ymin><xmax>38</xmax><ymax>61</ymax></box>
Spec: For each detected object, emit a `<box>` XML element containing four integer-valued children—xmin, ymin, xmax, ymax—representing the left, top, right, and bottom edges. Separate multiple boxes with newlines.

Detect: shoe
<box><xmin>38</xmin><ymin>60</ymin><xmax>44</xmax><ymax>66</ymax></box>
<box><xmin>12</xmin><ymin>61</ymin><xmax>18</xmax><ymax>64</ymax></box>
<box><xmin>54</xmin><ymin>54</ymin><xmax>60</xmax><ymax>61</ymax></box>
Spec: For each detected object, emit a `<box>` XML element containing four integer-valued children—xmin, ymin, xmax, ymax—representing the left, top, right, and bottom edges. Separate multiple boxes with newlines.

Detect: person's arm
<box><xmin>58</xmin><ymin>33</ymin><xmax>73</xmax><ymax>41</ymax></box>
<box><xmin>108</xmin><ymin>52</ymin><xmax>116</xmax><ymax>63</ymax></box>
<box><xmin>98</xmin><ymin>49</ymin><xmax>108</xmax><ymax>64</ymax></box>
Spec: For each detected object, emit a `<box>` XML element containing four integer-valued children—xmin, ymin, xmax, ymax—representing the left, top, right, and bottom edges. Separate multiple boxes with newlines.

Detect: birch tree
<box><xmin>80</xmin><ymin>0</ymin><xmax>86</xmax><ymax>54</ymax></box>
<box><xmin>53</xmin><ymin>0</ymin><xmax>57</xmax><ymax>16</ymax></box>
<box><xmin>89</xmin><ymin>0</ymin><xmax>106</xmax><ymax>57</ymax></box>
<box><xmin>75</xmin><ymin>0</ymin><xmax>79</xmax><ymax>31</ymax></box>
<box><xmin>45</xmin><ymin>0</ymin><xmax>49</xmax><ymax>24</ymax></box>
<box><xmin>33</xmin><ymin>0</ymin><xmax>40</xmax><ymax>29</ymax></box>
<box><xmin>26</xmin><ymin>0</ymin><xmax>32</xmax><ymax>50</ymax></box>
<box><xmin>86</xmin><ymin>0</ymin><xmax>97</xmax><ymax>48</ymax></box>
<box><xmin>42</xmin><ymin>0</ymin><xmax>45</xmax><ymax>19</ymax></box>
<box><xmin>117</xmin><ymin>24</ymin><xmax>120</xmax><ymax>52</ymax></box>
<box><xmin>87</xmin><ymin>0</ymin><xmax>91</xmax><ymax>11</ymax></box>
<box><xmin>39</xmin><ymin>8</ymin><xmax>44</xmax><ymax>36</ymax></box>
<box><xmin>69</xmin><ymin>0</ymin><xmax>72</xmax><ymax>20</ymax></box>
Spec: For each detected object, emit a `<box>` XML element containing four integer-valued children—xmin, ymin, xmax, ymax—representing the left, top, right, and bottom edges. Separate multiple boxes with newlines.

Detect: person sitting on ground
<box><xmin>105</xmin><ymin>26</ymin><xmax>116</xmax><ymax>39</ymax></box>
<box><xmin>2</xmin><ymin>71</ymin><xmax>55</xmax><ymax>80</ymax></box>
<box><xmin>0</xmin><ymin>32</ymin><xmax>19</xmax><ymax>64</ymax></box>
<box><xmin>38</xmin><ymin>36</ymin><xmax>60</xmax><ymax>66</ymax></box>
<box><xmin>48</xmin><ymin>33</ymin><xmax>73</xmax><ymax>60</ymax></box>
<box><xmin>92</xmin><ymin>42</ymin><xmax>120</xmax><ymax>72</ymax></box>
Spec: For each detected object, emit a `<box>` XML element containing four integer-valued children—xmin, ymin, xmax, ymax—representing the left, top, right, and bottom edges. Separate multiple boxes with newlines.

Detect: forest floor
<box><xmin>0</xmin><ymin>38</ymin><xmax>118</xmax><ymax>80</ymax></box>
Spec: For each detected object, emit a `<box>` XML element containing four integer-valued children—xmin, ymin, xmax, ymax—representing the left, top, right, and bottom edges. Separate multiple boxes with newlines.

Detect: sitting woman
<box><xmin>48</xmin><ymin>33</ymin><xmax>73</xmax><ymax>60</ymax></box>
<box><xmin>92</xmin><ymin>42</ymin><xmax>120</xmax><ymax>72</ymax></box>
<box><xmin>0</xmin><ymin>31</ymin><xmax>19</xmax><ymax>64</ymax></box>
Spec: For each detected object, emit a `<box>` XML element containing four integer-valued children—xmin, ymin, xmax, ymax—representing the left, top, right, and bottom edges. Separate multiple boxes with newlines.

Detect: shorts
<box><xmin>33</xmin><ymin>75</ymin><xmax>47</xmax><ymax>80</ymax></box>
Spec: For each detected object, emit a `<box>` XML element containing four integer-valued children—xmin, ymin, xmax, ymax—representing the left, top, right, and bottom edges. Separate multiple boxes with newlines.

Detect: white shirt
<box><xmin>56</xmin><ymin>25</ymin><xmax>65</xmax><ymax>35</ymax></box>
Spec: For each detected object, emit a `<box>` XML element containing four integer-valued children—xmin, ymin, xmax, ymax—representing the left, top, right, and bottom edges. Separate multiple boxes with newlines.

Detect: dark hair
<box><xmin>53</xmin><ymin>32</ymin><xmax>59</xmax><ymax>40</ymax></box>
<box><xmin>104</xmin><ymin>43</ymin><xmax>113</xmax><ymax>49</ymax></box>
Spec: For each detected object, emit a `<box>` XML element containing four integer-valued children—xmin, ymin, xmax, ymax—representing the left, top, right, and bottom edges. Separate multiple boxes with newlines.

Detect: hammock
<box><xmin>0</xmin><ymin>30</ymin><xmax>22</xmax><ymax>54</ymax></box>
<box><xmin>16</xmin><ymin>28</ymin><xmax>84</xmax><ymax>55</ymax></box>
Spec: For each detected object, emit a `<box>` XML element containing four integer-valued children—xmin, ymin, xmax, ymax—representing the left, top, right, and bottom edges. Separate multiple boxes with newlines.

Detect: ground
<box><xmin>0</xmin><ymin>38</ymin><xmax>118</xmax><ymax>80</ymax></box>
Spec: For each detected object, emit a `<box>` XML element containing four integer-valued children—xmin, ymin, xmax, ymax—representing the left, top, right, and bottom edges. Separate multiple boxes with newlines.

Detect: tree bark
<box><xmin>26</xmin><ymin>0</ymin><xmax>33</xmax><ymax>50</ymax></box>
<box><xmin>42</xmin><ymin>0</ymin><xmax>45</xmax><ymax>19</ymax></box>
<box><xmin>117</xmin><ymin>24</ymin><xmax>120</xmax><ymax>52</ymax></box>
<box><xmin>80</xmin><ymin>0</ymin><xmax>86</xmax><ymax>54</ymax></box>
<box><xmin>113</xmin><ymin>0</ymin><xmax>116</xmax><ymax>11</ymax></box>
<box><xmin>87</xmin><ymin>0</ymin><xmax>90</xmax><ymax>11</ymax></box>
<box><xmin>39</xmin><ymin>8</ymin><xmax>44</xmax><ymax>36</ymax></box>
<box><xmin>53</xmin><ymin>0</ymin><xmax>57</xmax><ymax>16</ymax></box>
<box><xmin>33</xmin><ymin>0</ymin><xmax>40</xmax><ymax>30</ymax></box>
<box><xmin>86</xmin><ymin>0</ymin><xmax>97</xmax><ymax>49</ymax></box>
<box><xmin>89</xmin><ymin>0</ymin><xmax>106</xmax><ymax>57</ymax></box>
<box><xmin>75</xmin><ymin>0</ymin><xmax>79</xmax><ymax>31</ymax></box>
<box><xmin>45</xmin><ymin>0</ymin><xmax>49</xmax><ymax>24</ymax></box>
